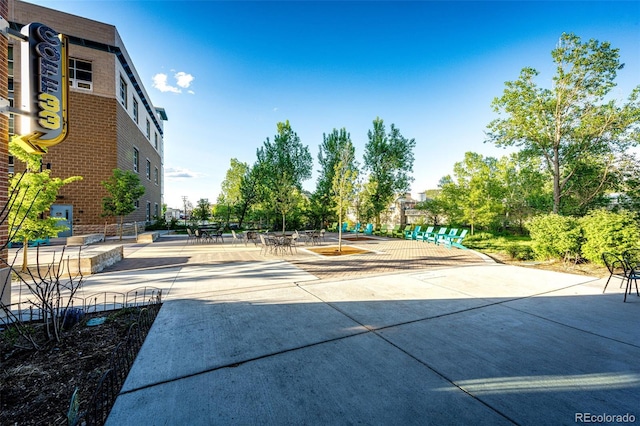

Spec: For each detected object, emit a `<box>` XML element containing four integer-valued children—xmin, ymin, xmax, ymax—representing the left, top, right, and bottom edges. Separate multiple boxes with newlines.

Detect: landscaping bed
<box><xmin>1</xmin><ymin>307</ymin><xmax>157</xmax><ymax>425</ymax></box>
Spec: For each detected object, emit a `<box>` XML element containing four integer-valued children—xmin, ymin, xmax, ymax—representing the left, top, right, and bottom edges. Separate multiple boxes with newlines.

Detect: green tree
<box><xmin>363</xmin><ymin>117</ymin><xmax>416</xmax><ymax>227</ymax></box>
<box><xmin>313</xmin><ymin>128</ymin><xmax>356</xmax><ymax>228</ymax></box>
<box><xmin>439</xmin><ymin>152</ymin><xmax>503</xmax><ymax>234</ymax></box>
<box><xmin>496</xmin><ymin>153</ymin><xmax>550</xmax><ymax>232</ymax></box>
<box><xmin>101</xmin><ymin>169</ymin><xmax>145</xmax><ymax>240</ymax></box>
<box><xmin>415</xmin><ymin>197</ymin><xmax>447</xmax><ymax>227</ymax></box>
<box><xmin>332</xmin><ymin>143</ymin><xmax>358</xmax><ymax>251</ymax></box>
<box><xmin>256</xmin><ymin>121</ymin><xmax>312</xmax><ymax>233</ymax></box>
<box><xmin>219</xmin><ymin>158</ymin><xmax>249</xmax><ymax>226</ymax></box>
<box><xmin>8</xmin><ymin>139</ymin><xmax>82</xmax><ymax>271</ymax></box>
<box><xmin>236</xmin><ymin>164</ymin><xmax>264</xmax><ymax>228</ymax></box>
<box><xmin>615</xmin><ymin>152</ymin><xmax>640</xmax><ymax>212</ymax></box>
<box><xmin>192</xmin><ymin>198</ymin><xmax>211</xmax><ymax>224</ymax></box>
<box><xmin>487</xmin><ymin>33</ymin><xmax>640</xmax><ymax>214</ymax></box>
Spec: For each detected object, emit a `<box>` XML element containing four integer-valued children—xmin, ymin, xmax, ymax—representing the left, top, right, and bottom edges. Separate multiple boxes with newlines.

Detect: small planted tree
<box><xmin>8</xmin><ymin>139</ymin><xmax>82</xmax><ymax>271</ymax></box>
<box><xmin>332</xmin><ymin>142</ymin><xmax>358</xmax><ymax>252</ymax></box>
<box><xmin>101</xmin><ymin>169</ymin><xmax>145</xmax><ymax>240</ymax></box>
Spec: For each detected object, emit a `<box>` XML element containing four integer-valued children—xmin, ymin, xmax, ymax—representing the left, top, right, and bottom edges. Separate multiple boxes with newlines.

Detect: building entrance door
<box><xmin>50</xmin><ymin>204</ymin><xmax>73</xmax><ymax>237</ymax></box>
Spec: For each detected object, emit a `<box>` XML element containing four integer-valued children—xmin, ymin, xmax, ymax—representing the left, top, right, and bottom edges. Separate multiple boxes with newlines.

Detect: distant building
<box><xmin>8</xmin><ymin>0</ymin><xmax>167</xmax><ymax>235</ymax></box>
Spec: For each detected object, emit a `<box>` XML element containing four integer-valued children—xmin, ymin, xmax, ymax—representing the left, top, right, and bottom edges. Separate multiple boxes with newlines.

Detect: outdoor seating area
<box><xmin>257</xmin><ymin>229</ymin><xmax>326</xmax><ymax>256</ymax></box>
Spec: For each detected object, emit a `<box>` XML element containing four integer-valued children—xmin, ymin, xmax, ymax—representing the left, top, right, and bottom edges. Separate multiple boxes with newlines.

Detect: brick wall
<box><xmin>40</xmin><ymin>92</ymin><xmax>118</xmax><ymax>228</ymax></box>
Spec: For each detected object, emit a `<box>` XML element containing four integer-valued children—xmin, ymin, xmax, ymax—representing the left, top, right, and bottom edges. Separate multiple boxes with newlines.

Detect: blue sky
<box><xmin>25</xmin><ymin>1</ymin><xmax>640</xmax><ymax>209</ymax></box>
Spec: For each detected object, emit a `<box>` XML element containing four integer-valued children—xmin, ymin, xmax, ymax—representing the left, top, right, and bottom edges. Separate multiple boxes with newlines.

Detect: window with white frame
<box><xmin>69</xmin><ymin>58</ymin><xmax>93</xmax><ymax>90</ymax></box>
<box><xmin>154</xmin><ymin>203</ymin><xmax>159</xmax><ymax>219</ymax></box>
<box><xmin>154</xmin><ymin>167</ymin><xmax>159</xmax><ymax>185</ymax></box>
<box><xmin>146</xmin><ymin>202</ymin><xmax>151</xmax><ymax>221</ymax></box>
<box><xmin>119</xmin><ymin>75</ymin><xmax>128</xmax><ymax>107</ymax></box>
<box><xmin>146</xmin><ymin>119</ymin><xmax>150</xmax><ymax>139</ymax></box>
<box><xmin>146</xmin><ymin>159</ymin><xmax>151</xmax><ymax>180</ymax></box>
<box><xmin>133</xmin><ymin>148</ymin><xmax>139</xmax><ymax>173</ymax></box>
<box><xmin>154</xmin><ymin>132</ymin><xmax>158</xmax><ymax>150</ymax></box>
<box><xmin>133</xmin><ymin>98</ymin><xmax>139</xmax><ymax>123</ymax></box>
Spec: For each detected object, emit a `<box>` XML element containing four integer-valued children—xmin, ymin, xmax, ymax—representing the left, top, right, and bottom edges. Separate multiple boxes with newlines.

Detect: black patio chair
<box><xmin>602</xmin><ymin>252</ymin><xmax>626</xmax><ymax>294</ymax></box>
<box><xmin>621</xmin><ymin>256</ymin><xmax>640</xmax><ymax>303</ymax></box>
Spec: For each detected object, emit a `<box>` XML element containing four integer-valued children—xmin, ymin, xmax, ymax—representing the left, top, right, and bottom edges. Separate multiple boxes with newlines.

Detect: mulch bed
<box><xmin>1</xmin><ymin>308</ymin><xmax>154</xmax><ymax>425</ymax></box>
<box><xmin>306</xmin><ymin>245</ymin><xmax>372</xmax><ymax>256</ymax></box>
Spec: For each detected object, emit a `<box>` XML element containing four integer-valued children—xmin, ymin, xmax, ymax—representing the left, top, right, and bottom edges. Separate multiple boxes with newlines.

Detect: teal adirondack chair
<box><xmin>436</xmin><ymin>228</ymin><xmax>458</xmax><ymax>245</ymax></box>
<box><xmin>363</xmin><ymin>223</ymin><xmax>374</xmax><ymax>235</ymax></box>
<box><xmin>426</xmin><ymin>227</ymin><xmax>447</xmax><ymax>244</ymax></box>
<box><xmin>341</xmin><ymin>222</ymin><xmax>349</xmax><ymax>232</ymax></box>
<box><xmin>350</xmin><ymin>223</ymin><xmax>361</xmax><ymax>234</ymax></box>
<box><xmin>443</xmin><ymin>229</ymin><xmax>468</xmax><ymax>248</ymax></box>
<box><xmin>406</xmin><ymin>225</ymin><xmax>421</xmax><ymax>240</ymax></box>
<box><xmin>416</xmin><ymin>226</ymin><xmax>434</xmax><ymax>242</ymax></box>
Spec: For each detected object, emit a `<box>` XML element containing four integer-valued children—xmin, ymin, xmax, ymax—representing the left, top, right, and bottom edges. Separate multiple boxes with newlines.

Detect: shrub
<box><xmin>506</xmin><ymin>243</ymin><xmax>534</xmax><ymax>261</ymax></box>
<box><xmin>526</xmin><ymin>214</ymin><xmax>582</xmax><ymax>261</ymax></box>
<box><xmin>580</xmin><ymin>209</ymin><xmax>640</xmax><ymax>264</ymax></box>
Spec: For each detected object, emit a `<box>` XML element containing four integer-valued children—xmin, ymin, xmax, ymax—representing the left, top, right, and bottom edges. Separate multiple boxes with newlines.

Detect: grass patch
<box><xmin>464</xmin><ymin>233</ymin><xmax>534</xmax><ymax>260</ymax></box>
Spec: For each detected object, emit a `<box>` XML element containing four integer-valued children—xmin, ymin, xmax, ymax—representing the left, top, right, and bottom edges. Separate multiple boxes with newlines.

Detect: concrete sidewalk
<box><xmin>98</xmin><ymin>235</ymin><xmax>639</xmax><ymax>425</ymax></box>
<box><xmin>11</xmin><ymin>233</ymin><xmax>640</xmax><ymax>424</ymax></box>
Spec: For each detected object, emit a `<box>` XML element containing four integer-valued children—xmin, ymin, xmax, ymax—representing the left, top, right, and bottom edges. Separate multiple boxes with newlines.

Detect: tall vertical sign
<box><xmin>18</xmin><ymin>22</ymin><xmax>68</xmax><ymax>154</ymax></box>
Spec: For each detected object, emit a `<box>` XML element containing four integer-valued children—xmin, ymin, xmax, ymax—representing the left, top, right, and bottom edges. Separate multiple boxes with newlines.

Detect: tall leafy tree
<box><xmin>101</xmin><ymin>169</ymin><xmax>145</xmax><ymax>240</ymax></box>
<box><xmin>256</xmin><ymin>121</ymin><xmax>312</xmax><ymax>233</ymax></box>
<box><xmin>236</xmin><ymin>164</ymin><xmax>264</xmax><ymax>228</ymax></box>
<box><xmin>332</xmin><ymin>144</ymin><xmax>358</xmax><ymax>251</ymax></box>
<box><xmin>313</xmin><ymin>128</ymin><xmax>356</xmax><ymax>228</ymax></box>
<box><xmin>192</xmin><ymin>198</ymin><xmax>211</xmax><ymax>224</ymax></box>
<box><xmin>496</xmin><ymin>153</ymin><xmax>550</xmax><ymax>231</ymax></box>
<box><xmin>615</xmin><ymin>152</ymin><xmax>640</xmax><ymax>212</ymax></box>
<box><xmin>487</xmin><ymin>33</ymin><xmax>640</xmax><ymax>214</ymax></box>
<box><xmin>363</xmin><ymin>117</ymin><xmax>416</xmax><ymax>226</ymax></box>
<box><xmin>219</xmin><ymin>159</ymin><xmax>249</xmax><ymax>227</ymax></box>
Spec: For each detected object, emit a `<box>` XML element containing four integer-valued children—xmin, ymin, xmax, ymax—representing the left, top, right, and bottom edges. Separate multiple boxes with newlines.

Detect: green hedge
<box><xmin>527</xmin><ymin>214</ymin><xmax>582</xmax><ymax>261</ymax></box>
<box><xmin>580</xmin><ymin>209</ymin><xmax>640</xmax><ymax>264</ymax></box>
<box><xmin>527</xmin><ymin>210</ymin><xmax>640</xmax><ymax>264</ymax></box>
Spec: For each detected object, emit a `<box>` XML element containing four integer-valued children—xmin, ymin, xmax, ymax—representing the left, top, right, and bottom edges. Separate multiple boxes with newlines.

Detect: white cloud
<box><xmin>152</xmin><ymin>71</ymin><xmax>195</xmax><ymax>94</ymax></box>
<box><xmin>165</xmin><ymin>167</ymin><xmax>201</xmax><ymax>179</ymax></box>
<box><xmin>175</xmin><ymin>72</ymin><xmax>194</xmax><ymax>89</ymax></box>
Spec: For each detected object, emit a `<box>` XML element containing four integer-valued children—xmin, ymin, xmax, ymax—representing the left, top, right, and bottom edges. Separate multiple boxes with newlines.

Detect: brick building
<box><xmin>8</xmin><ymin>0</ymin><xmax>167</xmax><ymax>236</ymax></box>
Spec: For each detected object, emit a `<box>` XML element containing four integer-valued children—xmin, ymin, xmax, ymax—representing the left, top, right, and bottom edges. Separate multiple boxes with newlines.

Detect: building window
<box><xmin>133</xmin><ymin>148</ymin><xmax>139</xmax><ymax>173</ymax></box>
<box><xmin>146</xmin><ymin>159</ymin><xmax>151</xmax><ymax>180</ymax></box>
<box><xmin>154</xmin><ymin>132</ymin><xmax>158</xmax><ymax>150</ymax></box>
<box><xmin>146</xmin><ymin>119</ymin><xmax>150</xmax><ymax>139</ymax></box>
<box><xmin>154</xmin><ymin>167</ymin><xmax>159</xmax><ymax>185</ymax></box>
<box><xmin>119</xmin><ymin>75</ymin><xmax>128</xmax><ymax>107</ymax></box>
<box><xmin>146</xmin><ymin>202</ymin><xmax>151</xmax><ymax>221</ymax></box>
<box><xmin>8</xmin><ymin>155</ymin><xmax>14</xmax><ymax>175</ymax></box>
<box><xmin>154</xmin><ymin>203</ymin><xmax>159</xmax><ymax>219</ymax></box>
<box><xmin>135</xmin><ymin>200</ymin><xmax>139</xmax><ymax>209</ymax></box>
<box><xmin>133</xmin><ymin>98</ymin><xmax>139</xmax><ymax>123</ymax></box>
<box><xmin>69</xmin><ymin>58</ymin><xmax>93</xmax><ymax>90</ymax></box>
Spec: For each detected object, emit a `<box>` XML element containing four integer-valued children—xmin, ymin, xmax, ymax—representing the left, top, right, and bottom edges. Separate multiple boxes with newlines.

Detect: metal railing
<box><xmin>68</xmin><ymin>293</ymin><xmax>162</xmax><ymax>426</ymax></box>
